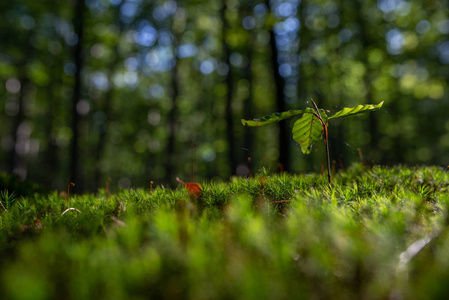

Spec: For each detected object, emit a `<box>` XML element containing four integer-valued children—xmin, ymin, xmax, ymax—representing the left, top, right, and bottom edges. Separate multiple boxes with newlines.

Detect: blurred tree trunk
<box><xmin>166</xmin><ymin>5</ymin><xmax>184</xmax><ymax>185</ymax></box>
<box><xmin>69</xmin><ymin>0</ymin><xmax>86</xmax><ymax>187</ymax></box>
<box><xmin>328</xmin><ymin>0</ymin><xmax>346</xmax><ymax>169</ymax></box>
<box><xmin>93</xmin><ymin>2</ymin><xmax>125</xmax><ymax>190</ymax></box>
<box><xmin>8</xmin><ymin>78</ymin><xmax>30</xmax><ymax>176</ymax></box>
<box><xmin>297</xmin><ymin>1</ymin><xmax>313</xmax><ymax>171</ymax></box>
<box><xmin>8</xmin><ymin>29</ymin><xmax>33</xmax><ymax>178</ymax></box>
<box><xmin>39</xmin><ymin>5</ymin><xmax>65</xmax><ymax>188</ymax></box>
<box><xmin>265</xmin><ymin>0</ymin><xmax>289</xmax><ymax>172</ymax></box>
<box><xmin>354</xmin><ymin>0</ymin><xmax>380</xmax><ymax>158</ymax></box>
<box><xmin>43</xmin><ymin>84</ymin><xmax>60</xmax><ymax>186</ymax></box>
<box><xmin>241</xmin><ymin>0</ymin><xmax>255</xmax><ymax>163</ymax></box>
<box><xmin>220</xmin><ymin>0</ymin><xmax>237</xmax><ymax>175</ymax></box>
<box><xmin>166</xmin><ymin>54</ymin><xmax>179</xmax><ymax>185</ymax></box>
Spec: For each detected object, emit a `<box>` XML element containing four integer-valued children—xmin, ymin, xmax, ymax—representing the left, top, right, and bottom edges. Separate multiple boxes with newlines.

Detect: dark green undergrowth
<box><xmin>1</xmin><ymin>165</ymin><xmax>449</xmax><ymax>299</ymax></box>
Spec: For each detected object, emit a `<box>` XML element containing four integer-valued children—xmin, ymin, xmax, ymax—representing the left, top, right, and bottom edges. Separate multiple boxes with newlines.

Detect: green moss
<box><xmin>1</xmin><ymin>165</ymin><xmax>449</xmax><ymax>299</ymax></box>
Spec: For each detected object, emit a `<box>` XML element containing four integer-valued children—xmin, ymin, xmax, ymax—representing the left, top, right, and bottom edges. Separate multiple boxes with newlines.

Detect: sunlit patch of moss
<box><xmin>1</xmin><ymin>166</ymin><xmax>449</xmax><ymax>299</ymax></box>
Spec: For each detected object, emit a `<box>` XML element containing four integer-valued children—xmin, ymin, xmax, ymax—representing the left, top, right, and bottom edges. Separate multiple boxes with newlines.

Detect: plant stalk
<box><xmin>67</xmin><ymin>182</ymin><xmax>75</xmax><ymax>208</ymax></box>
<box><xmin>310</xmin><ymin>99</ymin><xmax>332</xmax><ymax>185</ymax></box>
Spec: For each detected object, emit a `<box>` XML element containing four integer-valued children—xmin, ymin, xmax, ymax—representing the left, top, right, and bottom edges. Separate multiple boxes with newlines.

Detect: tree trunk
<box><xmin>8</xmin><ymin>29</ymin><xmax>33</xmax><ymax>178</ymax></box>
<box><xmin>43</xmin><ymin>85</ymin><xmax>60</xmax><ymax>186</ymax></box>
<box><xmin>221</xmin><ymin>0</ymin><xmax>237</xmax><ymax>175</ymax></box>
<box><xmin>242</xmin><ymin>1</ymin><xmax>255</xmax><ymax>163</ymax></box>
<box><xmin>166</xmin><ymin>5</ymin><xmax>183</xmax><ymax>185</ymax></box>
<box><xmin>69</xmin><ymin>0</ymin><xmax>85</xmax><ymax>187</ymax></box>
<box><xmin>166</xmin><ymin>57</ymin><xmax>179</xmax><ymax>185</ymax></box>
<box><xmin>297</xmin><ymin>1</ymin><xmax>313</xmax><ymax>171</ymax></box>
<box><xmin>266</xmin><ymin>0</ymin><xmax>289</xmax><ymax>171</ymax></box>
<box><xmin>353</xmin><ymin>0</ymin><xmax>380</xmax><ymax>157</ymax></box>
<box><xmin>93</xmin><ymin>2</ymin><xmax>125</xmax><ymax>190</ymax></box>
<box><xmin>8</xmin><ymin>78</ymin><xmax>29</xmax><ymax>176</ymax></box>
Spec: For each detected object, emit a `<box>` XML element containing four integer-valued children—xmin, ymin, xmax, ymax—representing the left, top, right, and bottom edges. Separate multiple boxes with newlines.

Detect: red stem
<box><xmin>310</xmin><ymin>99</ymin><xmax>331</xmax><ymax>186</ymax></box>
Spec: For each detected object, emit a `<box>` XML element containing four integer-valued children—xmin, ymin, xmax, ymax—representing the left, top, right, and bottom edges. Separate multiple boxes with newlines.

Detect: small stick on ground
<box><xmin>278</xmin><ymin>163</ymin><xmax>284</xmax><ymax>174</ymax></box>
<box><xmin>176</xmin><ymin>177</ymin><xmax>185</xmax><ymax>185</ymax></box>
<box><xmin>0</xmin><ymin>199</ymin><xmax>8</xmax><ymax>213</ymax></box>
<box><xmin>106</xmin><ymin>178</ymin><xmax>111</xmax><ymax>198</ymax></box>
<box><xmin>61</xmin><ymin>207</ymin><xmax>82</xmax><ymax>216</ymax></box>
<box><xmin>357</xmin><ymin>148</ymin><xmax>365</xmax><ymax>168</ymax></box>
<box><xmin>111</xmin><ymin>216</ymin><xmax>126</xmax><ymax>227</ymax></box>
<box><xmin>189</xmin><ymin>141</ymin><xmax>196</xmax><ymax>182</ymax></box>
<box><xmin>320</xmin><ymin>162</ymin><xmax>325</xmax><ymax>174</ymax></box>
<box><xmin>338</xmin><ymin>154</ymin><xmax>345</xmax><ymax>171</ymax></box>
<box><xmin>271</xmin><ymin>200</ymin><xmax>293</xmax><ymax>204</ymax></box>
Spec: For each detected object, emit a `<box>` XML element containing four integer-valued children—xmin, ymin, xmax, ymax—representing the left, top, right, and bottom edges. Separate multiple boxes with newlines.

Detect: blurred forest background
<box><xmin>1</xmin><ymin>0</ymin><xmax>448</xmax><ymax>191</ymax></box>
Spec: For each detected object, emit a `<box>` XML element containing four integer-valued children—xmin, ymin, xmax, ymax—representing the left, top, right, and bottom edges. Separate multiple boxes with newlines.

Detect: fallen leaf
<box><xmin>184</xmin><ymin>182</ymin><xmax>202</xmax><ymax>197</ymax></box>
<box><xmin>176</xmin><ymin>177</ymin><xmax>202</xmax><ymax>197</ymax></box>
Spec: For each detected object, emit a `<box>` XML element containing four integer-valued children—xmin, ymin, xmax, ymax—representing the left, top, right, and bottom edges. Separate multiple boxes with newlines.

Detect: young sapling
<box><xmin>61</xmin><ymin>182</ymin><xmax>82</xmax><ymax>217</ymax></box>
<box><xmin>242</xmin><ymin>99</ymin><xmax>383</xmax><ymax>184</ymax></box>
<box><xmin>66</xmin><ymin>182</ymin><xmax>75</xmax><ymax>208</ymax></box>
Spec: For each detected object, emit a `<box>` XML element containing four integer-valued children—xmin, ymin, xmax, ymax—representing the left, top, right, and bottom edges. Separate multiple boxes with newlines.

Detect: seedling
<box><xmin>66</xmin><ymin>182</ymin><xmax>75</xmax><ymax>208</ymax></box>
<box><xmin>106</xmin><ymin>178</ymin><xmax>111</xmax><ymax>198</ymax></box>
<box><xmin>189</xmin><ymin>141</ymin><xmax>197</xmax><ymax>182</ymax></box>
<box><xmin>278</xmin><ymin>163</ymin><xmax>284</xmax><ymax>173</ymax></box>
<box><xmin>242</xmin><ymin>99</ymin><xmax>383</xmax><ymax>184</ymax></box>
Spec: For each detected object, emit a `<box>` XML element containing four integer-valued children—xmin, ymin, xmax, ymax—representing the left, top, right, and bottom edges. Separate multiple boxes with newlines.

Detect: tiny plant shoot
<box><xmin>242</xmin><ymin>99</ymin><xmax>384</xmax><ymax>185</ymax></box>
<box><xmin>67</xmin><ymin>182</ymin><xmax>75</xmax><ymax>208</ymax></box>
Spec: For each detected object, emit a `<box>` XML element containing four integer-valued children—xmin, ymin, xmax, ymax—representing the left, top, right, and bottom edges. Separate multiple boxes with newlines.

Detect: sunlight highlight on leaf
<box><xmin>328</xmin><ymin>101</ymin><xmax>384</xmax><ymax>120</ymax></box>
<box><xmin>241</xmin><ymin>110</ymin><xmax>304</xmax><ymax>127</ymax></box>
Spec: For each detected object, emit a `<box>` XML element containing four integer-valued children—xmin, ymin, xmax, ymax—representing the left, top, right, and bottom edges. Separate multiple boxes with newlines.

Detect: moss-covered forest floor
<box><xmin>1</xmin><ymin>165</ymin><xmax>449</xmax><ymax>299</ymax></box>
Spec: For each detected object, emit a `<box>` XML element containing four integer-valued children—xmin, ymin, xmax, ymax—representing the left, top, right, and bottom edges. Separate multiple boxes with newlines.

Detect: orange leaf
<box><xmin>176</xmin><ymin>177</ymin><xmax>202</xmax><ymax>197</ymax></box>
<box><xmin>184</xmin><ymin>182</ymin><xmax>202</xmax><ymax>197</ymax></box>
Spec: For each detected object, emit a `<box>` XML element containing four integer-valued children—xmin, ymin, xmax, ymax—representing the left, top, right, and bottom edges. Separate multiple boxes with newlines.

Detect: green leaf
<box><xmin>241</xmin><ymin>110</ymin><xmax>304</xmax><ymax>127</ymax></box>
<box><xmin>292</xmin><ymin>110</ymin><xmax>328</xmax><ymax>154</ymax></box>
<box><xmin>328</xmin><ymin>101</ymin><xmax>384</xmax><ymax>120</ymax></box>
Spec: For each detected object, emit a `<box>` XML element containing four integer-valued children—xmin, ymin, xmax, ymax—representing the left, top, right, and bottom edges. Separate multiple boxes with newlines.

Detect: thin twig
<box><xmin>106</xmin><ymin>177</ymin><xmax>111</xmax><ymax>198</ymax></box>
<box><xmin>271</xmin><ymin>200</ymin><xmax>293</xmax><ymax>204</ymax></box>
<box><xmin>0</xmin><ymin>199</ymin><xmax>8</xmax><ymax>213</ymax></box>
<box><xmin>357</xmin><ymin>148</ymin><xmax>365</xmax><ymax>168</ymax></box>
<box><xmin>190</xmin><ymin>141</ymin><xmax>196</xmax><ymax>182</ymax></box>
<box><xmin>396</xmin><ymin>230</ymin><xmax>440</xmax><ymax>276</ymax></box>
<box><xmin>390</xmin><ymin>230</ymin><xmax>440</xmax><ymax>299</ymax></box>
<box><xmin>111</xmin><ymin>216</ymin><xmax>126</xmax><ymax>227</ymax></box>
<box><xmin>61</xmin><ymin>207</ymin><xmax>82</xmax><ymax>216</ymax></box>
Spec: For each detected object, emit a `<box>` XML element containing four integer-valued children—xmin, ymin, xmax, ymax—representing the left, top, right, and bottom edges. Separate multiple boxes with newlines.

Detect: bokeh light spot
<box><xmin>6</xmin><ymin>78</ymin><xmax>21</xmax><ymax>94</ymax></box>
<box><xmin>429</xmin><ymin>83</ymin><xmax>444</xmax><ymax>99</ymax></box>
<box><xmin>20</xmin><ymin>15</ymin><xmax>35</xmax><ymax>30</ymax></box>
<box><xmin>200</xmin><ymin>60</ymin><xmax>215</xmax><ymax>75</ymax></box>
